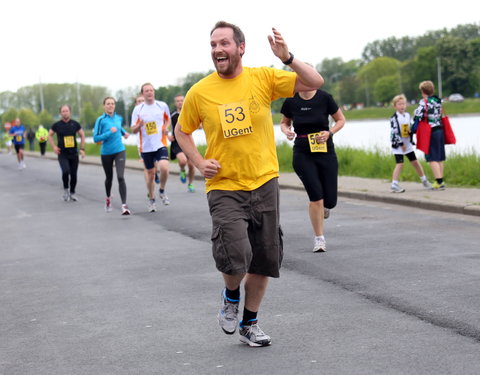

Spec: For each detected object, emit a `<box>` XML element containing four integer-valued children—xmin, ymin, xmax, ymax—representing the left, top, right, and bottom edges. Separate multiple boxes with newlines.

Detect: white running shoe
<box><xmin>390</xmin><ymin>184</ymin><xmax>405</xmax><ymax>193</ymax></box>
<box><xmin>121</xmin><ymin>204</ymin><xmax>131</xmax><ymax>215</ymax></box>
<box><xmin>160</xmin><ymin>193</ymin><xmax>170</xmax><ymax>206</ymax></box>
<box><xmin>69</xmin><ymin>194</ymin><xmax>78</xmax><ymax>202</ymax></box>
<box><xmin>422</xmin><ymin>180</ymin><xmax>432</xmax><ymax>189</ymax></box>
<box><xmin>217</xmin><ymin>289</ymin><xmax>239</xmax><ymax>335</ymax></box>
<box><xmin>105</xmin><ymin>197</ymin><xmax>112</xmax><ymax>212</ymax></box>
<box><xmin>63</xmin><ymin>189</ymin><xmax>70</xmax><ymax>201</ymax></box>
<box><xmin>147</xmin><ymin>199</ymin><xmax>156</xmax><ymax>212</ymax></box>
<box><xmin>313</xmin><ymin>237</ymin><xmax>326</xmax><ymax>253</ymax></box>
<box><xmin>239</xmin><ymin>322</ymin><xmax>272</xmax><ymax>347</ymax></box>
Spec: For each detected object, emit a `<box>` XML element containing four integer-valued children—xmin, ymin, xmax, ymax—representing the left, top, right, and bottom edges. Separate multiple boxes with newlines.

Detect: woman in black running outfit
<box><xmin>280</xmin><ymin>89</ymin><xmax>345</xmax><ymax>253</ymax></box>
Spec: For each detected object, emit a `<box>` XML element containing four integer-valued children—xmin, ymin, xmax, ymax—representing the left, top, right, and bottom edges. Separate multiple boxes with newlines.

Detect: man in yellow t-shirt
<box><xmin>175</xmin><ymin>21</ymin><xmax>324</xmax><ymax>347</ymax></box>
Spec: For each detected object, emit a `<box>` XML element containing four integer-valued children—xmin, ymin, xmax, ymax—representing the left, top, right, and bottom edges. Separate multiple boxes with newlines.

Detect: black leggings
<box><xmin>292</xmin><ymin>151</ymin><xmax>338</xmax><ymax>209</ymax></box>
<box><xmin>101</xmin><ymin>151</ymin><xmax>127</xmax><ymax>204</ymax></box>
<box><xmin>58</xmin><ymin>153</ymin><xmax>79</xmax><ymax>193</ymax></box>
<box><xmin>39</xmin><ymin>142</ymin><xmax>47</xmax><ymax>155</ymax></box>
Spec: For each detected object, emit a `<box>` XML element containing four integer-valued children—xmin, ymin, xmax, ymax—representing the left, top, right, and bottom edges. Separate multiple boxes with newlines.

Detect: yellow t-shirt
<box><xmin>179</xmin><ymin>67</ymin><xmax>296</xmax><ymax>192</ymax></box>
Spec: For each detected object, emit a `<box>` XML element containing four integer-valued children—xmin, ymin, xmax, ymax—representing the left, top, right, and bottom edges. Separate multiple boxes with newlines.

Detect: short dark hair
<box><xmin>59</xmin><ymin>104</ymin><xmax>71</xmax><ymax>113</ymax></box>
<box><xmin>103</xmin><ymin>96</ymin><xmax>116</xmax><ymax>105</ymax></box>
<box><xmin>419</xmin><ymin>81</ymin><xmax>435</xmax><ymax>96</ymax></box>
<box><xmin>210</xmin><ymin>21</ymin><xmax>245</xmax><ymax>46</ymax></box>
<box><xmin>141</xmin><ymin>83</ymin><xmax>154</xmax><ymax>93</ymax></box>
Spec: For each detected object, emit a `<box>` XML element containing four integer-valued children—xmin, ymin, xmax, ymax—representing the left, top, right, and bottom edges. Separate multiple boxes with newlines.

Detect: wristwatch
<box><xmin>282</xmin><ymin>52</ymin><xmax>294</xmax><ymax>65</ymax></box>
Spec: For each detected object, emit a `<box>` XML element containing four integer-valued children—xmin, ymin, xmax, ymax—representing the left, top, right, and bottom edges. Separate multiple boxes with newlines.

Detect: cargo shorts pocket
<box><xmin>211</xmin><ymin>225</ymin><xmax>233</xmax><ymax>274</ymax></box>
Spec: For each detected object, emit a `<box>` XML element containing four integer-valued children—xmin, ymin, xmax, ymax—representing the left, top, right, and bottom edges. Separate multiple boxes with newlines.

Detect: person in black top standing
<box><xmin>48</xmin><ymin>104</ymin><xmax>86</xmax><ymax>202</ymax></box>
<box><xmin>168</xmin><ymin>94</ymin><xmax>196</xmax><ymax>192</ymax></box>
<box><xmin>280</xmin><ymin>88</ymin><xmax>345</xmax><ymax>253</ymax></box>
<box><xmin>26</xmin><ymin>127</ymin><xmax>35</xmax><ymax>151</ymax></box>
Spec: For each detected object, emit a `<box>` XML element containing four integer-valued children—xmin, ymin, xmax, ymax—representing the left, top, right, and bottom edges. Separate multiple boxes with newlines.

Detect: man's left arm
<box><xmin>77</xmin><ymin>128</ymin><xmax>86</xmax><ymax>159</ymax></box>
<box><xmin>268</xmin><ymin>27</ymin><xmax>324</xmax><ymax>92</ymax></box>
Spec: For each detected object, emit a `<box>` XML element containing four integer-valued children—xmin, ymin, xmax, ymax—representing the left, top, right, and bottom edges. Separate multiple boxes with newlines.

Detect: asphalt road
<box><xmin>1</xmin><ymin>154</ymin><xmax>480</xmax><ymax>375</ymax></box>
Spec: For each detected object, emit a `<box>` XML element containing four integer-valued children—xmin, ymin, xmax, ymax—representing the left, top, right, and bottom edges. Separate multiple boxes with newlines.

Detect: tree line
<box><xmin>1</xmin><ymin>23</ymin><xmax>478</xmax><ymax>130</ymax></box>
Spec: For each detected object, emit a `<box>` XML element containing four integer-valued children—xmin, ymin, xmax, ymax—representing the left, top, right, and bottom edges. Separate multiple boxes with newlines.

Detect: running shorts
<box><xmin>206</xmin><ymin>178</ymin><xmax>283</xmax><ymax>278</ymax></box>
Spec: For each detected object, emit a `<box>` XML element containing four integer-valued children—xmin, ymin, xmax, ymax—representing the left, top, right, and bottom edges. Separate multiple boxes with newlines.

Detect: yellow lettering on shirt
<box><xmin>400</xmin><ymin>123</ymin><xmax>410</xmax><ymax>138</ymax></box>
<box><xmin>64</xmin><ymin>135</ymin><xmax>75</xmax><ymax>148</ymax></box>
<box><xmin>145</xmin><ymin>121</ymin><xmax>158</xmax><ymax>135</ymax></box>
<box><xmin>308</xmin><ymin>132</ymin><xmax>327</xmax><ymax>153</ymax></box>
<box><xmin>218</xmin><ymin>101</ymin><xmax>253</xmax><ymax>139</ymax></box>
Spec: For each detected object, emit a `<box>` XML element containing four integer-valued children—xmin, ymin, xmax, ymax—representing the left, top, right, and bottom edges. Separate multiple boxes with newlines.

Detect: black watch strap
<box><xmin>282</xmin><ymin>52</ymin><xmax>294</xmax><ymax>65</ymax></box>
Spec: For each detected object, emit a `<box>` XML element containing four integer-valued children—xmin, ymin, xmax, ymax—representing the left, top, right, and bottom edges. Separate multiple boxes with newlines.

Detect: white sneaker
<box><xmin>147</xmin><ymin>199</ymin><xmax>156</xmax><ymax>212</ymax></box>
<box><xmin>69</xmin><ymin>194</ymin><xmax>78</xmax><ymax>202</ymax></box>
<box><xmin>159</xmin><ymin>193</ymin><xmax>170</xmax><ymax>206</ymax></box>
<box><xmin>239</xmin><ymin>322</ymin><xmax>271</xmax><ymax>347</ymax></box>
<box><xmin>422</xmin><ymin>180</ymin><xmax>432</xmax><ymax>189</ymax></box>
<box><xmin>105</xmin><ymin>197</ymin><xmax>112</xmax><ymax>212</ymax></box>
<box><xmin>390</xmin><ymin>184</ymin><xmax>405</xmax><ymax>193</ymax></box>
<box><xmin>313</xmin><ymin>237</ymin><xmax>326</xmax><ymax>253</ymax></box>
<box><xmin>217</xmin><ymin>289</ymin><xmax>239</xmax><ymax>335</ymax></box>
<box><xmin>63</xmin><ymin>189</ymin><xmax>70</xmax><ymax>201</ymax></box>
<box><xmin>121</xmin><ymin>204</ymin><xmax>131</xmax><ymax>215</ymax></box>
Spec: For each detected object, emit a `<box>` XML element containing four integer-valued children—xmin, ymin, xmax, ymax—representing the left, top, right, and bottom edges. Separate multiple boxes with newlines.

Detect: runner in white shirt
<box><xmin>131</xmin><ymin>83</ymin><xmax>171</xmax><ymax>212</ymax></box>
<box><xmin>389</xmin><ymin>94</ymin><xmax>431</xmax><ymax>193</ymax></box>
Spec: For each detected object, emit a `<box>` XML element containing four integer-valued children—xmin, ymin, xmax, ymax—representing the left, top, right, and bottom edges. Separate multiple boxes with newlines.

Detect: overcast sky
<box><xmin>1</xmin><ymin>0</ymin><xmax>478</xmax><ymax>94</ymax></box>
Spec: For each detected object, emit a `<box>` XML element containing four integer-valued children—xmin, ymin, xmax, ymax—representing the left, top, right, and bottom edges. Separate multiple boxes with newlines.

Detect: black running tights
<box><xmin>101</xmin><ymin>151</ymin><xmax>127</xmax><ymax>204</ymax></box>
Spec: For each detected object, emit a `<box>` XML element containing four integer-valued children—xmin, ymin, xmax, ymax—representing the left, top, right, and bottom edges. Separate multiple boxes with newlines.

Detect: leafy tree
<box><xmin>316</xmin><ymin>58</ymin><xmax>361</xmax><ymax>93</ymax></box>
<box><xmin>0</xmin><ymin>92</ymin><xmax>19</xmax><ymax>113</ymax></box>
<box><xmin>437</xmin><ymin>36</ymin><xmax>478</xmax><ymax>96</ymax></box>
<box><xmin>398</xmin><ymin>59</ymin><xmax>417</xmax><ymax>101</ymax></box>
<box><xmin>18</xmin><ymin>108</ymin><xmax>39</xmax><ymax>127</ymax></box>
<box><xmin>38</xmin><ymin>110</ymin><xmax>54</xmax><ymax>128</ymax></box>
<box><xmin>362</xmin><ymin>36</ymin><xmax>416</xmax><ymax>62</ymax></box>
<box><xmin>2</xmin><ymin>108</ymin><xmax>18</xmax><ymax>124</ymax></box>
<box><xmin>338</xmin><ymin>76</ymin><xmax>361</xmax><ymax>105</ymax></box>
<box><xmin>80</xmin><ymin>102</ymin><xmax>102</xmax><ymax>130</ymax></box>
<box><xmin>357</xmin><ymin>57</ymin><xmax>401</xmax><ymax>105</ymax></box>
<box><xmin>374</xmin><ymin>76</ymin><xmax>400</xmax><ymax>104</ymax></box>
<box><xmin>412</xmin><ymin>46</ymin><xmax>437</xmax><ymax>92</ymax></box>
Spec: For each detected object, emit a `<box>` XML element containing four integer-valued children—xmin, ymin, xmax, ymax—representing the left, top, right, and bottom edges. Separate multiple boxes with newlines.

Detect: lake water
<box><xmin>89</xmin><ymin>115</ymin><xmax>480</xmax><ymax>155</ymax></box>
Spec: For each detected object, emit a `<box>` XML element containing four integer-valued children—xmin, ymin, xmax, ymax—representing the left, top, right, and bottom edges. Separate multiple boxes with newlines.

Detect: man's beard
<box><xmin>215</xmin><ymin>52</ymin><xmax>241</xmax><ymax>76</ymax></box>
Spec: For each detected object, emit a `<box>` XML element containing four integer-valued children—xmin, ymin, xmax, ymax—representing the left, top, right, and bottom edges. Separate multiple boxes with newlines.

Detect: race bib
<box><xmin>64</xmin><ymin>135</ymin><xmax>75</xmax><ymax>148</ymax></box>
<box><xmin>308</xmin><ymin>132</ymin><xmax>327</xmax><ymax>153</ymax></box>
<box><xmin>218</xmin><ymin>101</ymin><xmax>253</xmax><ymax>139</ymax></box>
<box><xmin>15</xmin><ymin>135</ymin><xmax>22</xmax><ymax>142</ymax></box>
<box><xmin>145</xmin><ymin>121</ymin><xmax>158</xmax><ymax>135</ymax></box>
<box><xmin>400</xmin><ymin>123</ymin><xmax>410</xmax><ymax>138</ymax></box>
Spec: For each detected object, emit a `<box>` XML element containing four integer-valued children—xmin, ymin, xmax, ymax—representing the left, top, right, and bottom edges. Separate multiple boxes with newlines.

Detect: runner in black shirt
<box><xmin>168</xmin><ymin>94</ymin><xmax>196</xmax><ymax>192</ymax></box>
<box><xmin>48</xmin><ymin>104</ymin><xmax>85</xmax><ymax>202</ymax></box>
<box><xmin>281</xmin><ymin>89</ymin><xmax>345</xmax><ymax>253</ymax></box>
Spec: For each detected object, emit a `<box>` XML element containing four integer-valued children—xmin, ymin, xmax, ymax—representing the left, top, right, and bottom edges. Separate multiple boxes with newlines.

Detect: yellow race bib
<box><xmin>64</xmin><ymin>135</ymin><xmax>75</xmax><ymax>148</ymax></box>
<box><xmin>308</xmin><ymin>132</ymin><xmax>327</xmax><ymax>153</ymax></box>
<box><xmin>218</xmin><ymin>101</ymin><xmax>253</xmax><ymax>139</ymax></box>
<box><xmin>400</xmin><ymin>123</ymin><xmax>410</xmax><ymax>138</ymax></box>
<box><xmin>145</xmin><ymin>121</ymin><xmax>158</xmax><ymax>135</ymax></box>
<box><xmin>16</xmin><ymin>135</ymin><xmax>22</xmax><ymax>142</ymax></box>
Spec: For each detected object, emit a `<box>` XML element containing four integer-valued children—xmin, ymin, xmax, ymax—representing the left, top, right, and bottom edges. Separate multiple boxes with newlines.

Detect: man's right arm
<box><xmin>48</xmin><ymin>128</ymin><xmax>60</xmax><ymax>155</ymax></box>
<box><xmin>267</xmin><ymin>27</ymin><xmax>323</xmax><ymax>92</ymax></box>
<box><xmin>174</xmin><ymin>123</ymin><xmax>220</xmax><ymax>179</ymax></box>
<box><xmin>130</xmin><ymin>107</ymin><xmax>143</xmax><ymax>134</ymax></box>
